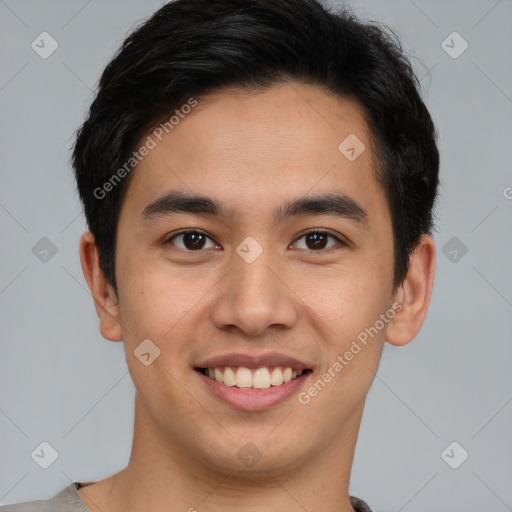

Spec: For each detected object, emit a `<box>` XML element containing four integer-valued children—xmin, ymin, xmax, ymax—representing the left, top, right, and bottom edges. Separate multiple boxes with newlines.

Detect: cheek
<box><xmin>116</xmin><ymin>254</ymin><xmax>218</xmax><ymax>347</ymax></box>
<box><xmin>295</xmin><ymin>267</ymin><xmax>390</xmax><ymax>398</ymax></box>
<box><xmin>118</xmin><ymin>281</ymin><xmax>193</xmax><ymax>342</ymax></box>
<box><xmin>295</xmin><ymin>263</ymin><xmax>392</xmax><ymax>341</ymax></box>
<box><xmin>115</xmin><ymin>264</ymin><xmax>204</xmax><ymax>411</ymax></box>
<box><xmin>297</xmin><ymin>275</ymin><xmax>388</xmax><ymax>417</ymax></box>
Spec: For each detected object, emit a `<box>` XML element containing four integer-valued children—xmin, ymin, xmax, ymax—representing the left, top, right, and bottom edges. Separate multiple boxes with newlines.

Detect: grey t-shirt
<box><xmin>0</xmin><ymin>482</ymin><xmax>374</xmax><ymax>511</ymax></box>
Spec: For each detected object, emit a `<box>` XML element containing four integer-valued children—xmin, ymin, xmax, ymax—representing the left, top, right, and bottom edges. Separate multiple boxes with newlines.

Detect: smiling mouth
<box><xmin>196</xmin><ymin>366</ymin><xmax>313</xmax><ymax>389</ymax></box>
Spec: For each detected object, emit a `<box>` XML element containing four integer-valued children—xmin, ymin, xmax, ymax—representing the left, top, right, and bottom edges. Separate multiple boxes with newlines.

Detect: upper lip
<box><xmin>195</xmin><ymin>352</ymin><xmax>312</xmax><ymax>371</ymax></box>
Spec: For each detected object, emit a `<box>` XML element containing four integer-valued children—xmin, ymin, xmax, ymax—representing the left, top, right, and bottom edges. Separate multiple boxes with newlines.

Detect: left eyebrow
<box><xmin>274</xmin><ymin>192</ymin><xmax>369</xmax><ymax>228</ymax></box>
<box><xmin>141</xmin><ymin>190</ymin><xmax>369</xmax><ymax>228</ymax></box>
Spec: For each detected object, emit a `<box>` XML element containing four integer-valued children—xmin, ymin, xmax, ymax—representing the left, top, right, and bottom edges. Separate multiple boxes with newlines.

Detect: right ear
<box><xmin>79</xmin><ymin>231</ymin><xmax>123</xmax><ymax>341</ymax></box>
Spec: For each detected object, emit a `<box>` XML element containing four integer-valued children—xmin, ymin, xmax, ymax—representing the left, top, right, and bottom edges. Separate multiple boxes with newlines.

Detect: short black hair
<box><xmin>72</xmin><ymin>0</ymin><xmax>439</xmax><ymax>295</ymax></box>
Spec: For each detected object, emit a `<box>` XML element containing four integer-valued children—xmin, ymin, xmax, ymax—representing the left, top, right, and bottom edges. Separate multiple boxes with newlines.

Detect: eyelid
<box><xmin>164</xmin><ymin>228</ymin><xmax>349</xmax><ymax>252</ymax></box>
<box><xmin>164</xmin><ymin>229</ymin><xmax>220</xmax><ymax>248</ymax></box>
<box><xmin>291</xmin><ymin>228</ymin><xmax>348</xmax><ymax>250</ymax></box>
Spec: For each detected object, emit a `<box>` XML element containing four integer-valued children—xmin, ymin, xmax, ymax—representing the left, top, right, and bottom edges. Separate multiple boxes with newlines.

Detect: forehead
<box><xmin>121</xmin><ymin>82</ymin><xmax>387</xmax><ymax>225</ymax></box>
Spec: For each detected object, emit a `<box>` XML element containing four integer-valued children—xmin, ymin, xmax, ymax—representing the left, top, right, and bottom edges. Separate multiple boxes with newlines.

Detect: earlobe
<box><xmin>79</xmin><ymin>231</ymin><xmax>123</xmax><ymax>342</ymax></box>
<box><xmin>385</xmin><ymin>234</ymin><xmax>436</xmax><ymax>346</ymax></box>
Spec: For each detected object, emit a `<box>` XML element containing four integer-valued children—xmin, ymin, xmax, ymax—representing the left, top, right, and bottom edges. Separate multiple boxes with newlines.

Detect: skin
<box><xmin>78</xmin><ymin>82</ymin><xmax>435</xmax><ymax>512</ymax></box>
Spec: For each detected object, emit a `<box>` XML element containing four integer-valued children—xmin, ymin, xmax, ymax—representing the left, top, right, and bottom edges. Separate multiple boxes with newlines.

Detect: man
<box><xmin>1</xmin><ymin>0</ymin><xmax>438</xmax><ymax>510</ymax></box>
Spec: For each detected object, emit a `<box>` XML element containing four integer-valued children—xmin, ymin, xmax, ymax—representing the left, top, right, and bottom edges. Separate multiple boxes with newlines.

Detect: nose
<box><xmin>210</xmin><ymin>241</ymin><xmax>299</xmax><ymax>337</ymax></box>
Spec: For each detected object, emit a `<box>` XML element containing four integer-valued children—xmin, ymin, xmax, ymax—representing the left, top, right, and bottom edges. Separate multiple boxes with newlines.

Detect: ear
<box><xmin>386</xmin><ymin>234</ymin><xmax>436</xmax><ymax>346</ymax></box>
<box><xmin>79</xmin><ymin>231</ymin><xmax>123</xmax><ymax>342</ymax></box>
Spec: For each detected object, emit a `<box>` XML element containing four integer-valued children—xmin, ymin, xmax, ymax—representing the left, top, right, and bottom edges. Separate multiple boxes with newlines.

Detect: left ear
<box><xmin>386</xmin><ymin>234</ymin><xmax>436</xmax><ymax>346</ymax></box>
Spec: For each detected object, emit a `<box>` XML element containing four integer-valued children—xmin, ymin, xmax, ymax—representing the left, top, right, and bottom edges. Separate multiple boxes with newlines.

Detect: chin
<box><xmin>193</xmin><ymin>433</ymin><xmax>310</xmax><ymax>477</ymax></box>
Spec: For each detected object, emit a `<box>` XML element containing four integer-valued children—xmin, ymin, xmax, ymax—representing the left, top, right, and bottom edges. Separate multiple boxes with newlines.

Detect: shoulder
<box><xmin>0</xmin><ymin>483</ymin><xmax>92</xmax><ymax>512</ymax></box>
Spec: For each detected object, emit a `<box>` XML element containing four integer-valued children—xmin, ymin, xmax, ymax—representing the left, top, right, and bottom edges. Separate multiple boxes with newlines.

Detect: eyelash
<box><xmin>164</xmin><ymin>229</ymin><xmax>346</xmax><ymax>253</ymax></box>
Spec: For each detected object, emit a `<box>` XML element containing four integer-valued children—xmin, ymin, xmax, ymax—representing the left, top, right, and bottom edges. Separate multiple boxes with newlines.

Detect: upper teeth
<box><xmin>204</xmin><ymin>366</ymin><xmax>304</xmax><ymax>389</ymax></box>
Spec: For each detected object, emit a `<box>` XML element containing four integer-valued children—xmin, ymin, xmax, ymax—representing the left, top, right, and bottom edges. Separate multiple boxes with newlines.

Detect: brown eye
<box><xmin>293</xmin><ymin>230</ymin><xmax>343</xmax><ymax>251</ymax></box>
<box><xmin>167</xmin><ymin>230</ymin><xmax>218</xmax><ymax>251</ymax></box>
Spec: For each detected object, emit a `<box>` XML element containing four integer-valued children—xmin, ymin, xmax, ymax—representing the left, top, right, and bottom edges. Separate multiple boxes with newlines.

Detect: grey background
<box><xmin>1</xmin><ymin>0</ymin><xmax>511</xmax><ymax>510</ymax></box>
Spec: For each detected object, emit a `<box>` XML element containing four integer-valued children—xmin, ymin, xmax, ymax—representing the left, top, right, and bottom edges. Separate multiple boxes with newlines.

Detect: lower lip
<box><xmin>195</xmin><ymin>370</ymin><xmax>311</xmax><ymax>411</ymax></box>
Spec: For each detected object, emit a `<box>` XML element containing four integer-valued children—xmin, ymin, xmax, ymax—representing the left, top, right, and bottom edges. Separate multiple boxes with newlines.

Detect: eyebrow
<box><xmin>141</xmin><ymin>190</ymin><xmax>369</xmax><ymax>227</ymax></box>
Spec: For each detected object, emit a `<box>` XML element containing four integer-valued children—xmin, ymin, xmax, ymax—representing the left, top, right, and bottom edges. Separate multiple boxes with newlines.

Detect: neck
<box><xmin>79</xmin><ymin>394</ymin><xmax>364</xmax><ymax>512</ymax></box>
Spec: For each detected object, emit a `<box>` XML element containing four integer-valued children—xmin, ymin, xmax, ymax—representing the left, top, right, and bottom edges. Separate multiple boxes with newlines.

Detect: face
<box><xmin>108</xmin><ymin>82</ymin><xmax>398</xmax><ymax>474</ymax></box>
